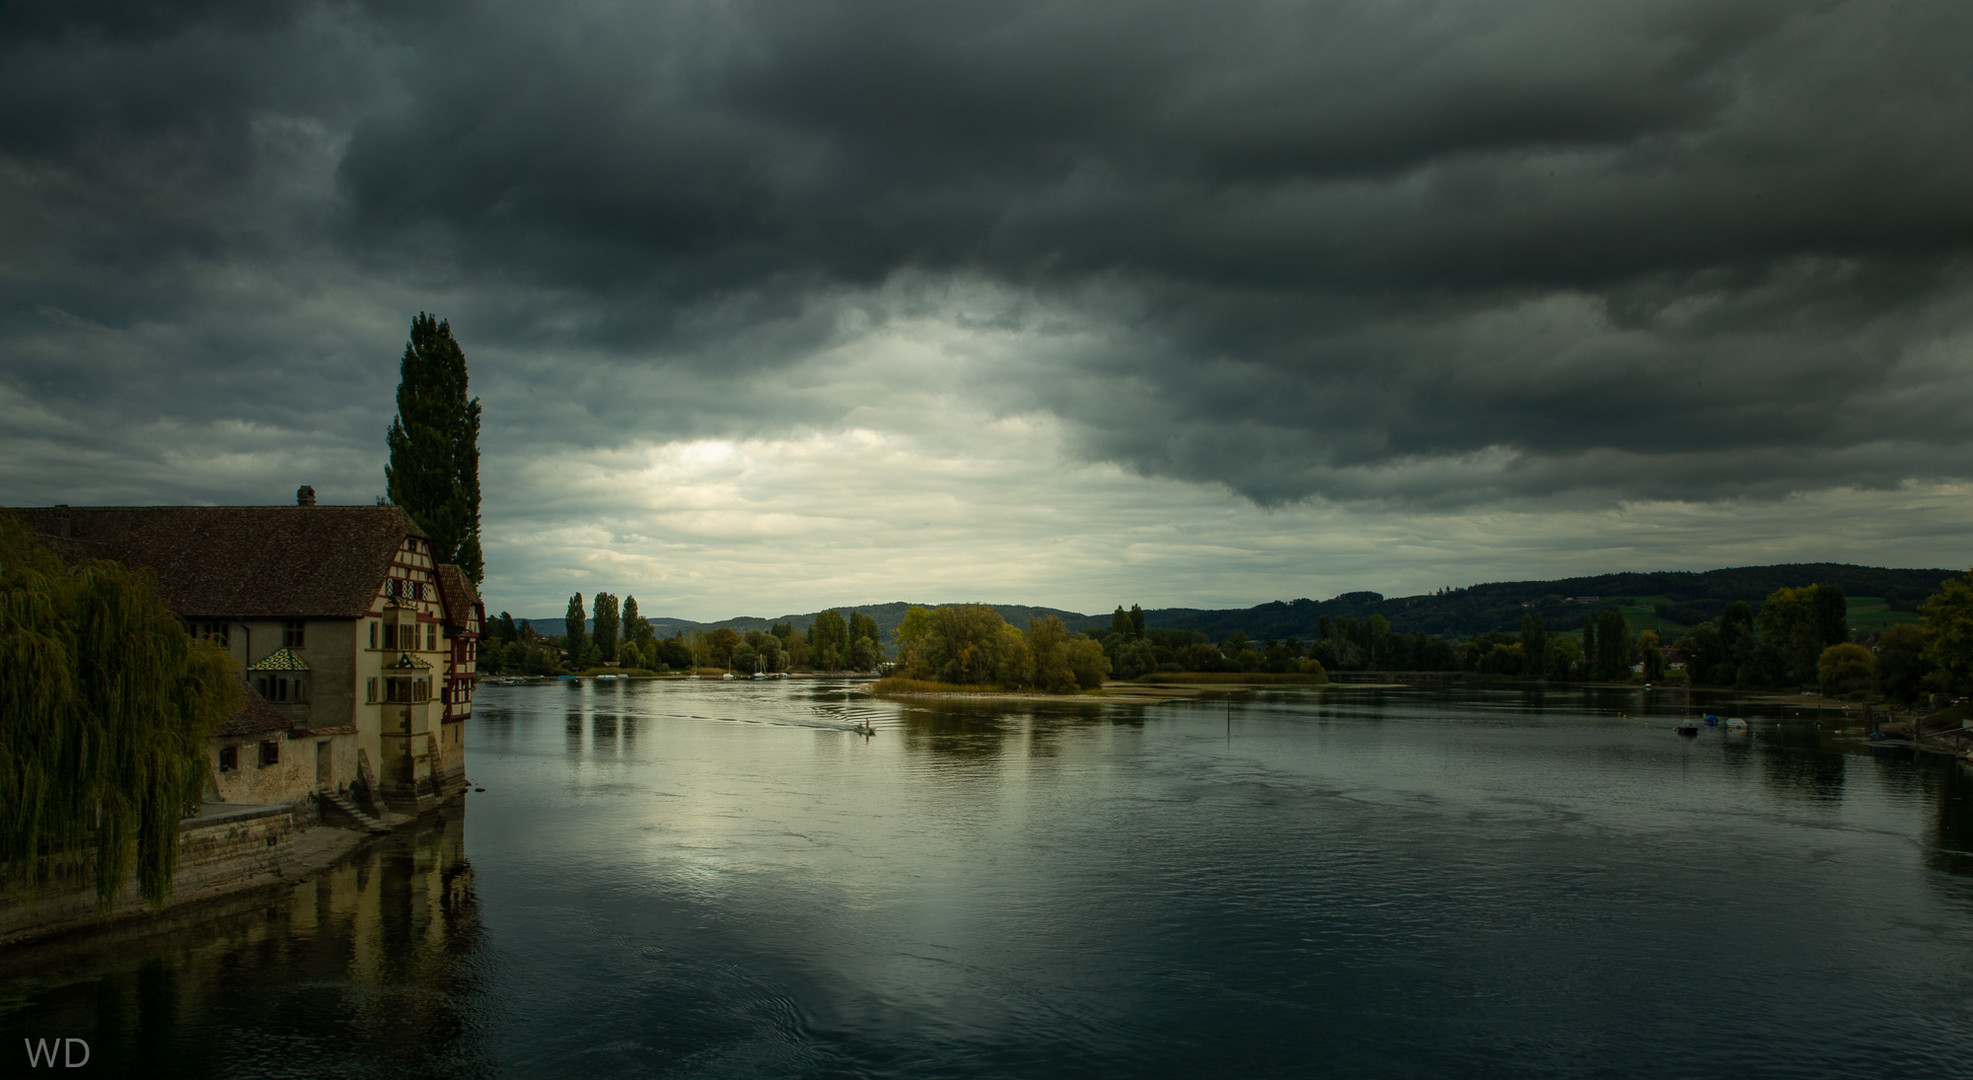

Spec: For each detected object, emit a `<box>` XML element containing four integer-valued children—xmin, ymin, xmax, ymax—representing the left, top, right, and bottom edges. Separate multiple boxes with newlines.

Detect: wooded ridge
<box><xmin>514</xmin><ymin>563</ymin><xmax>1961</xmax><ymax>647</ymax></box>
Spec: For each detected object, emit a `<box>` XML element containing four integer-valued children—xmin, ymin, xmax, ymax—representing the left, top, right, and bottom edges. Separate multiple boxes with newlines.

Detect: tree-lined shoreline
<box><xmin>486</xmin><ymin>565</ymin><xmax>1973</xmax><ymax>705</ymax></box>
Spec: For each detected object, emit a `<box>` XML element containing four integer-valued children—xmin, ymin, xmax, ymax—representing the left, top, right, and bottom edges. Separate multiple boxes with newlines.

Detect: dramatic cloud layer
<box><xmin>4</xmin><ymin>0</ymin><xmax>1971</xmax><ymax>615</ymax></box>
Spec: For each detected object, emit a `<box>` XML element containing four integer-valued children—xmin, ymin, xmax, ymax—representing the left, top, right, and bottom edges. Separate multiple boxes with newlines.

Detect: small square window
<box><xmin>259</xmin><ymin>740</ymin><xmax>280</xmax><ymax>767</ymax></box>
<box><xmin>191</xmin><ymin>621</ymin><xmax>231</xmax><ymax>646</ymax></box>
<box><xmin>284</xmin><ymin>620</ymin><xmax>305</xmax><ymax>649</ymax></box>
<box><xmin>219</xmin><ymin>745</ymin><xmax>238</xmax><ymax>773</ymax></box>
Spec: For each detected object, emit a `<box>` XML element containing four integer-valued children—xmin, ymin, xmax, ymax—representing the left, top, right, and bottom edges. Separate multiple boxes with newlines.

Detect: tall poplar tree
<box><xmin>386</xmin><ymin>313</ymin><xmax>483</xmax><ymax>583</ymax></box>
<box><xmin>1520</xmin><ymin>613</ymin><xmax>1547</xmax><ymax>678</ymax></box>
<box><xmin>565</xmin><ymin>593</ymin><xmax>587</xmax><ymax>667</ymax></box>
<box><xmin>622</xmin><ymin>596</ymin><xmax>650</xmax><ymax>648</ymax></box>
<box><xmin>592</xmin><ymin>592</ymin><xmax>620</xmax><ymax>664</ymax></box>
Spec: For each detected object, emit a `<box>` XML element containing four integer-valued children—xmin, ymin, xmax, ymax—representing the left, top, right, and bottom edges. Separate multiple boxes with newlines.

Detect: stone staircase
<box><xmin>318</xmin><ymin>790</ymin><xmax>392</xmax><ymax>834</ymax></box>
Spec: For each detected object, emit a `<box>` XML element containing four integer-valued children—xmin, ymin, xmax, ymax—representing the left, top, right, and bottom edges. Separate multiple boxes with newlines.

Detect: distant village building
<box><xmin>15</xmin><ymin>489</ymin><xmax>482</xmax><ymax>819</ymax></box>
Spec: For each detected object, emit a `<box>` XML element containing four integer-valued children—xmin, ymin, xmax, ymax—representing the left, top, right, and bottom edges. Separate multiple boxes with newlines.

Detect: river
<box><xmin>5</xmin><ymin>679</ymin><xmax>1973</xmax><ymax>1078</ymax></box>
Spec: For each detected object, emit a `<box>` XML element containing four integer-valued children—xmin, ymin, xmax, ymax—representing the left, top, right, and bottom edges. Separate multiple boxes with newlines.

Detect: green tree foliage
<box><xmin>384</xmin><ymin>313</ymin><xmax>483</xmax><ymax>582</ymax></box>
<box><xmin>1</xmin><ymin>515</ymin><xmax>240</xmax><ymax>910</ymax></box>
<box><xmin>848</xmin><ymin>610</ymin><xmax>882</xmax><ymax>670</ymax></box>
<box><xmin>496</xmin><ymin>611</ymin><xmax>519</xmax><ymax>644</ymax></box>
<box><xmin>1674</xmin><ymin>622</ymin><xmax>1723</xmax><ymax>684</ymax></box>
<box><xmin>746</xmin><ymin>629</ymin><xmax>786</xmax><ymax>673</ymax></box>
<box><xmin>1676</xmin><ymin>603</ymin><xmax>1756</xmax><ymax>687</ymax></box>
<box><xmin>1027</xmin><ymin>616</ymin><xmax>1113</xmax><ymax>692</ymax></box>
<box><xmin>1594</xmin><ymin>608</ymin><xmax>1634</xmax><ymax>680</ymax></box>
<box><xmin>1063</xmin><ymin>636</ymin><xmax>1111</xmax><ymax>690</ymax></box>
<box><xmin>893</xmin><ymin>607</ymin><xmax>928</xmax><ymax>655</ymax></box>
<box><xmin>1456</xmin><ymin>634</ymin><xmax>1522</xmax><ymax>675</ymax></box>
<box><xmin>591</xmin><ymin>592</ymin><xmax>620</xmax><ymax>665</ymax></box>
<box><xmin>1812</xmin><ymin>584</ymin><xmax>1849</xmax><ymax>648</ymax></box>
<box><xmin>1920</xmin><ymin>571</ymin><xmax>1973</xmax><ymax>696</ymax></box>
<box><xmin>1311</xmin><ymin>617</ymin><xmax>1453</xmax><ymax>673</ymax></box>
<box><xmin>564</xmin><ymin>593</ymin><xmax>586</xmax><ymax>666</ymax></box>
<box><xmin>895</xmin><ymin>604</ymin><xmax>1034</xmax><ymax>687</ymax></box>
<box><xmin>656</xmin><ymin>634</ymin><xmax>694</xmax><ymax>671</ymax></box>
<box><xmin>1104</xmin><ymin>635</ymin><xmax>1160</xmax><ymax>679</ymax></box>
<box><xmin>1547</xmin><ymin>635</ymin><xmax>1582</xmax><ymax>680</ymax></box>
<box><xmin>706</xmin><ymin>628</ymin><xmax>741</xmax><ymax>669</ymax></box>
<box><xmin>1875</xmin><ymin>623</ymin><xmax>1931</xmax><ymax>702</ymax></box>
<box><xmin>1719</xmin><ymin>602</ymin><xmax>1756</xmax><ymax>685</ymax></box>
<box><xmin>1519</xmin><ymin>613</ymin><xmax>1547</xmax><ymax>678</ymax></box>
<box><xmin>1129</xmin><ymin>604</ymin><xmax>1146</xmax><ymax>639</ymax></box>
<box><xmin>808</xmin><ymin>609</ymin><xmax>849</xmax><ymax>670</ymax></box>
<box><xmin>1817</xmin><ymin>643</ymin><xmax>1876</xmax><ymax>698</ymax></box>
<box><xmin>622</xmin><ymin>597</ymin><xmax>652</xmax><ymax>652</ymax></box>
<box><xmin>1637</xmin><ymin>629</ymin><xmax>1666</xmax><ymax>681</ymax></box>
<box><xmin>1756</xmin><ymin>584</ymin><xmax>1847</xmax><ymax>686</ymax></box>
<box><xmin>776</xmin><ymin>621</ymin><xmax>810</xmax><ymax>670</ymax></box>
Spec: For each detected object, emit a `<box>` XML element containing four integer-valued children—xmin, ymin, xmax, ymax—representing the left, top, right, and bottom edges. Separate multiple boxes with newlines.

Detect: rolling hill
<box><xmin>511</xmin><ymin>563</ymin><xmax>1961</xmax><ymax>648</ymax></box>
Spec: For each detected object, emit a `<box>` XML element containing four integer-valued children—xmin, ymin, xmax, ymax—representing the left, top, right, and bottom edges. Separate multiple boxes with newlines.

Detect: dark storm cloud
<box><xmin>4</xmin><ymin>0</ymin><xmax>1972</xmax><ymax>507</ymax></box>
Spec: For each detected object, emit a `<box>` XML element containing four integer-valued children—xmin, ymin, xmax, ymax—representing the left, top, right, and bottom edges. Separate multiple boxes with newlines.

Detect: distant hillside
<box><xmin>1077</xmin><ymin>563</ymin><xmax>1958</xmax><ymax>643</ymax></box>
<box><xmin>515</xmin><ymin>602</ymin><xmax>1090</xmax><ymax>655</ymax></box>
<box><xmin>506</xmin><ymin>564</ymin><xmax>1959</xmax><ymax>649</ymax></box>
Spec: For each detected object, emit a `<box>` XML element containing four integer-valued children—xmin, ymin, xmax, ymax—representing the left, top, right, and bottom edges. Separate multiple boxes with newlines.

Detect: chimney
<box><xmin>296</xmin><ymin>485</ymin><xmax>317</xmax><ymax>507</ymax></box>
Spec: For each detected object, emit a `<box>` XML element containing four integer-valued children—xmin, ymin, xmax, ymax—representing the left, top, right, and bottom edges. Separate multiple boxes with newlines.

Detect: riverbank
<box><xmin>0</xmin><ymin>805</ymin><xmax>380</xmax><ymax>949</ymax></box>
<box><xmin>869</xmin><ymin>673</ymin><xmax>1352</xmax><ymax>704</ymax></box>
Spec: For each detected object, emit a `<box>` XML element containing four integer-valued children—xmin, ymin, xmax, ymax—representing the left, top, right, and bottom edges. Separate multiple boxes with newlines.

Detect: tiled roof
<box><xmin>10</xmin><ymin>505</ymin><xmax>424</xmax><ymax>618</ymax></box>
<box><xmin>385</xmin><ymin>652</ymin><xmax>433</xmax><ymax>670</ymax></box>
<box><xmin>217</xmin><ymin>679</ymin><xmax>291</xmax><ymax>737</ymax></box>
<box><xmin>246</xmin><ymin>647</ymin><xmax>310</xmax><ymax>671</ymax></box>
<box><xmin>435</xmin><ymin>564</ymin><xmax>481</xmax><ymax>630</ymax></box>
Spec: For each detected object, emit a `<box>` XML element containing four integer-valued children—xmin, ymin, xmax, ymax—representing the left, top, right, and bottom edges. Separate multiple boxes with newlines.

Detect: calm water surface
<box><xmin>6</xmin><ymin>681</ymin><xmax>1973</xmax><ymax>1078</ymax></box>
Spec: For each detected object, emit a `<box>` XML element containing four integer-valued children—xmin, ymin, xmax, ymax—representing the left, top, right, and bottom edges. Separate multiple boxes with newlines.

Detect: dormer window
<box><xmin>187</xmin><ymin>620</ymin><xmax>230</xmax><ymax>646</ymax></box>
<box><xmin>248</xmin><ymin>647</ymin><xmax>309</xmax><ymax>705</ymax></box>
<box><xmin>384</xmin><ymin>676</ymin><xmax>429</xmax><ymax>703</ymax></box>
<box><xmin>382</xmin><ymin>608</ymin><xmax>418</xmax><ymax>650</ymax></box>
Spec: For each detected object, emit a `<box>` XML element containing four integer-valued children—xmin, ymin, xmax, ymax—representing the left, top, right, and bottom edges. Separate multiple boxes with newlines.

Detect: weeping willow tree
<box><xmin>0</xmin><ymin>513</ymin><xmax>239</xmax><ymax>911</ymax></box>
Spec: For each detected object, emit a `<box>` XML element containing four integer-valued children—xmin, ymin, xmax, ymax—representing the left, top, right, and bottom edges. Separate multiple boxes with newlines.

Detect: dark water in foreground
<box><xmin>6</xmin><ymin>681</ymin><xmax>1973</xmax><ymax>1078</ymax></box>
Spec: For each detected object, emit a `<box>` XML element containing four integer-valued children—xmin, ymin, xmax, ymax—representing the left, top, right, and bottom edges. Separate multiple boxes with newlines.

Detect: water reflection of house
<box><xmin>16</xmin><ymin>487</ymin><xmax>482</xmax><ymax>820</ymax></box>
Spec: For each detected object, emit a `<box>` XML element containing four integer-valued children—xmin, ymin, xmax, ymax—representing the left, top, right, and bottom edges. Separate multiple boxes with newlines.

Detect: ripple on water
<box><xmin>7</xmin><ymin>682</ymin><xmax>1973</xmax><ymax>1078</ymax></box>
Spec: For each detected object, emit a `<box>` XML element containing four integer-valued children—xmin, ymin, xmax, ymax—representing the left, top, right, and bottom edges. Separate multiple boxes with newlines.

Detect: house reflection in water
<box><xmin>0</xmin><ymin>810</ymin><xmax>493</xmax><ymax>1078</ymax></box>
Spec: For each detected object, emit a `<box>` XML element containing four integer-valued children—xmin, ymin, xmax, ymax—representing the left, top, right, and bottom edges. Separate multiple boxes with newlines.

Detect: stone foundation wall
<box><xmin>0</xmin><ymin>800</ymin><xmax>359</xmax><ymax>947</ymax></box>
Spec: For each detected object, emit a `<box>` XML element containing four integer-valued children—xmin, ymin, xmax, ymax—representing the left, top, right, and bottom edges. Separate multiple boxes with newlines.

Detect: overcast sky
<box><xmin>5</xmin><ymin>0</ymin><xmax>1972</xmax><ymax>620</ymax></box>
